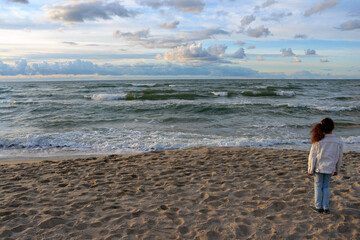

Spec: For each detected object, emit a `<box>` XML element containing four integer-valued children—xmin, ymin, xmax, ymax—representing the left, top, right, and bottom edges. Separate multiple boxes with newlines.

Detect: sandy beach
<box><xmin>1</xmin><ymin>146</ymin><xmax>359</xmax><ymax>239</ymax></box>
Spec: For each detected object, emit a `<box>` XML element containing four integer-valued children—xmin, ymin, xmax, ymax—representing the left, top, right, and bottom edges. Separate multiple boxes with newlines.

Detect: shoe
<box><xmin>310</xmin><ymin>206</ymin><xmax>324</xmax><ymax>213</ymax></box>
<box><xmin>324</xmin><ymin>209</ymin><xmax>330</xmax><ymax>214</ymax></box>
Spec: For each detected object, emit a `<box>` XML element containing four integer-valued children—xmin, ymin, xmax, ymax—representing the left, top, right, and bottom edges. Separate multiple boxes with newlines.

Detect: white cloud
<box><xmin>255</xmin><ymin>0</ymin><xmax>276</xmax><ymax>10</ymax></box>
<box><xmin>246</xmin><ymin>25</ymin><xmax>271</xmax><ymax>38</ymax></box>
<box><xmin>158</xmin><ymin>20</ymin><xmax>180</xmax><ymax>29</ymax></box>
<box><xmin>337</xmin><ymin>20</ymin><xmax>360</xmax><ymax>31</ymax></box>
<box><xmin>256</xmin><ymin>55</ymin><xmax>264</xmax><ymax>61</ymax></box>
<box><xmin>292</xmin><ymin>56</ymin><xmax>301</xmax><ymax>63</ymax></box>
<box><xmin>235</xmin><ymin>41</ymin><xmax>246</xmax><ymax>46</ymax></box>
<box><xmin>247</xmin><ymin>45</ymin><xmax>256</xmax><ymax>49</ymax></box>
<box><xmin>304</xmin><ymin>0</ymin><xmax>338</xmax><ymax>17</ymax></box>
<box><xmin>114</xmin><ymin>28</ymin><xmax>230</xmax><ymax>49</ymax></box>
<box><xmin>163</xmin><ymin>43</ymin><xmax>228</xmax><ymax>63</ymax></box>
<box><xmin>44</xmin><ymin>1</ymin><xmax>137</xmax><ymax>24</ymax></box>
<box><xmin>241</xmin><ymin>15</ymin><xmax>255</xmax><ymax>26</ymax></box>
<box><xmin>137</xmin><ymin>0</ymin><xmax>205</xmax><ymax>14</ymax></box>
<box><xmin>320</xmin><ymin>57</ymin><xmax>329</xmax><ymax>62</ymax></box>
<box><xmin>262</xmin><ymin>0</ymin><xmax>277</xmax><ymax>8</ymax></box>
<box><xmin>305</xmin><ymin>49</ymin><xmax>316</xmax><ymax>55</ymax></box>
<box><xmin>280</xmin><ymin>48</ymin><xmax>295</xmax><ymax>57</ymax></box>
<box><xmin>262</xmin><ymin>12</ymin><xmax>292</xmax><ymax>22</ymax></box>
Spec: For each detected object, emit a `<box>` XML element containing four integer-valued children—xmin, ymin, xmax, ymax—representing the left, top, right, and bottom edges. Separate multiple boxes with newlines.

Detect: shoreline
<box><xmin>1</xmin><ymin>144</ymin><xmax>360</xmax><ymax>165</ymax></box>
<box><xmin>1</xmin><ymin>146</ymin><xmax>359</xmax><ymax>239</ymax></box>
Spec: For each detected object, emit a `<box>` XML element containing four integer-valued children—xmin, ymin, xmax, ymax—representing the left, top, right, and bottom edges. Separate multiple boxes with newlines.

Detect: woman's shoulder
<box><xmin>321</xmin><ymin>134</ymin><xmax>343</xmax><ymax>144</ymax></box>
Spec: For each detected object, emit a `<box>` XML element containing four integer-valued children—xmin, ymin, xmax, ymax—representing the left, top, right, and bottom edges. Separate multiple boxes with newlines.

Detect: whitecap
<box><xmin>276</xmin><ymin>90</ymin><xmax>296</xmax><ymax>97</ymax></box>
<box><xmin>86</xmin><ymin>94</ymin><xmax>127</xmax><ymax>101</ymax></box>
<box><xmin>211</xmin><ymin>91</ymin><xmax>228</xmax><ymax>97</ymax></box>
<box><xmin>131</xmin><ymin>83</ymin><xmax>157</xmax><ymax>87</ymax></box>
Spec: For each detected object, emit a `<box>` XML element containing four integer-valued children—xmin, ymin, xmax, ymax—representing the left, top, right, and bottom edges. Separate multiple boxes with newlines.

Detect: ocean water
<box><xmin>0</xmin><ymin>79</ymin><xmax>359</xmax><ymax>161</ymax></box>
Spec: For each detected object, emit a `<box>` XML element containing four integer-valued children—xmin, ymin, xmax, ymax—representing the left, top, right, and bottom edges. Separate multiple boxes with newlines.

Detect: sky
<box><xmin>0</xmin><ymin>0</ymin><xmax>359</xmax><ymax>80</ymax></box>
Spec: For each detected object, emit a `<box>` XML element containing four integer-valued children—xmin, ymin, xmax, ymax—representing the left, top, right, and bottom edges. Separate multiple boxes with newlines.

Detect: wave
<box><xmin>273</xmin><ymin>103</ymin><xmax>359</xmax><ymax>112</ymax></box>
<box><xmin>277</xmin><ymin>90</ymin><xmax>296</xmax><ymax>97</ymax></box>
<box><xmin>334</xmin><ymin>97</ymin><xmax>360</xmax><ymax>101</ymax></box>
<box><xmin>211</xmin><ymin>91</ymin><xmax>228</xmax><ymax>97</ymax></box>
<box><xmin>1</xmin><ymin>128</ymin><xmax>359</xmax><ymax>161</ymax></box>
<box><xmin>142</xmin><ymin>89</ymin><xmax>176</xmax><ymax>94</ymax></box>
<box><xmin>241</xmin><ymin>91</ymin><xmax>277</xmax><ymax>97</ymax></box>
<box><xmin>336</xmin><ymin>122</ymin><xmax>360</xmax><ymax>128</ymax></box>
<box><xmin>0</xmin><ymin>129</ymin><xmax>310</xmax><ymax>152</ymax></box>
<box><xmin>83</xmin><ymin>84</ymin><xmax>118</xmax><ymax>89</ymax></box>
<box><xmin>341</xmin><ymin>136</ymin><xmax>360</xmax><ymax>144</ymax></box>
<box><xmin>85</xmin><ymin>94</ymin><xmax>136</xmax><ymax>101</ymax></box>
<box><xmin>141</xmin><ymin>93</ymin><xmax>200</xmax><ymax>100</ymax></box>
<box><xmin>130</xmin><ymin>83</ymin><xmax>158</xmax><ymax>87</ymax></box>
<box><xmin>241</xmin><ymin>90</ymin><xmax>295</xmax><ymax>97</ymax></box>
<box><xmin>314</xmin><ymin>106</ymin><xmax>359</xmax><ymax>112</ymax></box>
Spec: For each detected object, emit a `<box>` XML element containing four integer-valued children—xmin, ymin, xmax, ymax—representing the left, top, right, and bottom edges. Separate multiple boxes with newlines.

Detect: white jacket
<box><xmin>308</xmin><ymin>134</ymin><xmax>343</xmax><ymax>174</ymax></box>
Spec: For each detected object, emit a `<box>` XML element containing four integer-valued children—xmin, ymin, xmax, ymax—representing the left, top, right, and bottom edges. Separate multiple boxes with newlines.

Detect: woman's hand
<box><xmin>308</xmin><ymin>173</ymin><xmax>313</xmax><ymax>176</ymax></box>
<box><xmin>333</xmin><ymin>172</ymin><xmax>338</xmax><ymax>176</ymax></box>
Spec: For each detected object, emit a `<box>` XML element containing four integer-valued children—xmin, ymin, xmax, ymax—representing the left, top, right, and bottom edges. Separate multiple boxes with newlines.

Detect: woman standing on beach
<box><xmin>308</xmin><ymin>117</ymin><xmax>343</xmax><ymax>214</ymax></box>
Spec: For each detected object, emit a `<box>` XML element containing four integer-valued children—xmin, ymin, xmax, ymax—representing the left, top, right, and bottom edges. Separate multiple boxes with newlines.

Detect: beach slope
<box><xmin>1</xmin><ymin>147</ymin><xmax>359</xmax><ymax>239</ymax></box>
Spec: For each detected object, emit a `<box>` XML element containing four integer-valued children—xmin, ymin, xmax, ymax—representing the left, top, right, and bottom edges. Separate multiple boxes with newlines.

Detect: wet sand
<box><xmin>1</xmin><ymin>146</ymin><xmax>359</xmax><ymax>239</ymax></box>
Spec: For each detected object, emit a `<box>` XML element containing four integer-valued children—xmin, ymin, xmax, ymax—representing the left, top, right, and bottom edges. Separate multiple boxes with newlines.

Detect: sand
<box><xmin>0</xmin><ymin>146</ymin><xmax>359</xmax><ymax>240</ymax></box>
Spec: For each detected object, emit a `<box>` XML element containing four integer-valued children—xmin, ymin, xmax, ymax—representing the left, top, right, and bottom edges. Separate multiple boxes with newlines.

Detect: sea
<box><xmin>0</xmin><ymin>79</ymin><xmax>359</xmax><ymax>161</ymax></box>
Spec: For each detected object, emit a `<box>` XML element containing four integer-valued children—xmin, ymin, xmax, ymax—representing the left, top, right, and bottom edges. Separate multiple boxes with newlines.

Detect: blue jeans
<box><xmin>314</xmin><ymin>173</ymin><xmax>332</xmax><ymax>210</ymax></box>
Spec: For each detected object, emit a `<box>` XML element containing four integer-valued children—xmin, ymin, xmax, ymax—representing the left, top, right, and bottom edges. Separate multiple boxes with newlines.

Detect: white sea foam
<box><xmin>342</xmin><ymin>136</ymin><xmax>360</xmax><ymax>144</ymax></box>
<box><xmin>1</xmin><ymin>127</ymin><xmax>359</xmax><ymax>161</ymax></box>
<box><xmin>277</xmin><ymin>90</ymin><xmax>296</xmax><ymax>97</ymax></box>
<box><xmin>131</xmin><ymin>83</ymin><xmax>157</xmax><ymax>87</ymax></box>
<box><xmin>85</xmin><ymin>94</ymin><xmax>127</xmax><ymax>101</ymax></box>
<box><xmin>211</xmin><ymin>91</ymin><xmax>228</xmax><ymax>97</ymax></box>
<box><xmin>314</xmin><ymin>106</ymin><xmax>355</xmax><ymax>112</ymax></box>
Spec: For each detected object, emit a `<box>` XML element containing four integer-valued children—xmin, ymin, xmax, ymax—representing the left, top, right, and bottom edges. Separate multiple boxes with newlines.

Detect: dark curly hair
<box><xmin>310</xmin><ymin>118</ymin><xmax>335</xmax><ymax>143</ymax></box>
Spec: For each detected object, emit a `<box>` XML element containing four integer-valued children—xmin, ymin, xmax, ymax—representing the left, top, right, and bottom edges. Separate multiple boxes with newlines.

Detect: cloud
<box><xmin>0</xmin><ymin>59</ymin><xmax>31</xmax><ymax>75</ymax></box>
<box><xmin>231</xmin><ymin>48</ymin><xmax>246</xmax><ymax>59</ymax></box>
<box><xmin>0</xmin><ymin>59</ymin><xmax>262</xmax><ymax>78</ymax></box>
<box><xmin>336</xmin><ymin>20</ymin><xmax>360</xmax><ymax>31</ymax></box>
<box><xmin>305</xmin><ymin>49</ymin><xmax>316</xmax><ymax>55</ymax></box>
<box><xmin>294</xmin><ymin>34</ymin><xmax>307</xmax><ymax>39</ymax></box>
<box><xmin>137</xmin><ymin>0</ymin><xmax>205</xmax><ymax>14</ymax></box>
<box><xmin>256</xmin><ymin>55</ymin><xmax>264</xmax><ymax>61</ymax></box>
<box><xmin>247</xmin><ymin>45</ymin><xmax>256</xmax><ymax>49</ymax></box>
<box><xmin>158</xmin><ymin>20</ymin><xmax>180</xmax><ymax>29</ymax></box>
<box><xmin>320</xmin><ymin>57</ymin><xmax>329</xmax><ymax>62</ymax></box>
<box><xmin>255</xmin><ymin>0</ymin><xmax>276</xmax><ymax>10</ymax></box>
<box><xmin>62</xmin><ymin>41</ymin><xmax>78</xmax><ymax>46</ymax></box>
<box><xmin>113</xmin><ymin>29</ymin><xmax>150</xmax><ymax>40</ymax></box>
<box><xmin>44</xmin><ymin>1</ymin><xmax>137</xmax><ymax>24</ymax></box>
<box><xmin>262</xmin><ymin>12</ymin><xmax>292</xmax><ymax>22</ymax></box>
<box><xmin>262</xmin><ymin>0</ymin><xmax>277</xmax><ymax>8</ymax></box>
<box><xmin>114</xmin><ymin>28</ymin><xmax>230</xmax><ymax>49</ymax></box>
<box><xmin>304</xmin><ymin>0</ymin><xmax>338</xmax><ymax>17</ymax></box>
<box><xmin>1</xmin><ymin>59</ymin><xmax>355</xmax><ymax>79</ymax></box>
<box><xmin>280</xmin><ymin>48</ymin><xmax>295</xmax><ymax>57</ymax></box>
<box><xmin>6</xmin><ymin>0</ymin><xmax>29</xmax><ymax>4</ymax></box>
<box><xmin>162</xmin><ymin>42</ymin><xmax>228</xmax><ymax>63</ymax></box>
<box><xmin>292</xmin><ymin>56</ymin><xmax>301</xmax><ymax>63</ymax></box>
<box><xmin>235</xmin><ymin>41</ymin><xmax>246</xmax><ymax>46</ymax></box>
<box><xmin>246</xmin><ymin>25</ymin><xmax>271</xmax><ymax>38</ymax></box>
<box><xmin>241</xmin><ymin>15</ymin><xmax>255</xmax><ymax>26</ymax></box>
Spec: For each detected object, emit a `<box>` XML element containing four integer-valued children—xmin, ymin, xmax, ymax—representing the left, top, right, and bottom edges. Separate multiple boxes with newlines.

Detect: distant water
<box><xmin>0</xmin><ymin>79</ymin><xmax>359</xmax><ymax>161</ymax></box>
